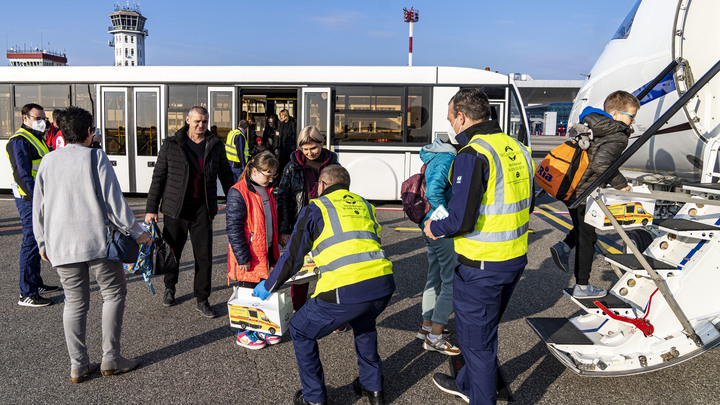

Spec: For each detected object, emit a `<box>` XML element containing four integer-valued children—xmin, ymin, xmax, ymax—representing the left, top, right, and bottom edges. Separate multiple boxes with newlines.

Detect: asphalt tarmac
<box><xmin>1</xmin><ymin>136</ymin><xmax>718</xmax><ymax>404</ymax></box>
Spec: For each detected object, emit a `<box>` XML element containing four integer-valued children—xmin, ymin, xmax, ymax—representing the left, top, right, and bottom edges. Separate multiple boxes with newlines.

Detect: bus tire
<box><xmin>642</xmin><ymin>218</ymin><xmax>648</xmax><ymax>226</ymax></box>
<box><xmin>240</xmin><ymin>322</ymin><xmax>247</xmax><ymax>329</ymax></box>
<box><xmin>268</xmin><ymin>328</ymin><xmax>276</xmax><ymax>335</ymax></box>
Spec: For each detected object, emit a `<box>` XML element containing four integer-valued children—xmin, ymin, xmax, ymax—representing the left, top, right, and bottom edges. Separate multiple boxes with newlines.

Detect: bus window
<box><xmin>136</xmin><ymin>92</ymin><xmax>158</xmax><ymax>156</ymax></box>
<box><xmin>73</xmin><ymin>84</ymin><xmax>96</xmax><ymax>114</ymax></box>
<box><xmin>407</xmin><ymin>87</ymin><xmax>431</xmax><ymax>144</ymax></box>
<box><xmin>508</xmin><ymin>86</ymin><xmax>528</xmax><ymax>144</ymax></box>
<box><xmin>14</xmin><ymin>84</ymin><xmax>70</xmax><ymax>130</ymax></box>
<box><xmin>0</xmin><ymin>85</ymin><xmax>10</xmax><ymax>138</ymax></box>
<box><xmin>334</xmin><ymin>86</ymin><xmax>403</xmax><ymax>143</ymax></box>
<box><xmin>168</xmin><ymin>85</ymin><xmax>208</xmax><ymax>136</ymax></box>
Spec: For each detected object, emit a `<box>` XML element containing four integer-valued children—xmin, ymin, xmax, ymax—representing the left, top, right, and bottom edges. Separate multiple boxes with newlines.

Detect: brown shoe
<box><xmin>423</xmin><ymin>336</ymin><xmax>461</xmax><ymax>356</ymax></box>
<box><xmin>70</xmin><ymin>362</ymin><xmax>98</xmax><ymax>384</ymax></box>
<box><xmin>101</xmin><ymin>357</ymin><xmax>140</xmax><ymax>376</ymax></box>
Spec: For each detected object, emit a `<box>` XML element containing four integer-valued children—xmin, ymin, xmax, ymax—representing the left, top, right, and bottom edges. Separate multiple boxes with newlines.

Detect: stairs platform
<box><xmin>526</xmin><ymin>317</ymin><xmax>593</xmax><ymax>345</ymax></box>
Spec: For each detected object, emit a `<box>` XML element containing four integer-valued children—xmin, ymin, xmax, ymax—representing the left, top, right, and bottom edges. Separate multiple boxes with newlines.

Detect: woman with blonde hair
<box><xmin>276</xmin><ymin>126</ymin><xmax>339</xmax><ymax>312</ymax></box>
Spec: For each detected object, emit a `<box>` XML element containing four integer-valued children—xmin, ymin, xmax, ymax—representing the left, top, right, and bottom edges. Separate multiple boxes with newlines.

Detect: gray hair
<box><xmin>449</xmin><ymin>88</ymin><xmax>490</xmax><ymax>121</ymax></box>
<box><xmin>297</xmin><ymin>126</ymin><xmax>325</xmax><ymax>148</ymax></box>
<box><xmin>188</xmin><ymin>106</ymin><xmax>209</xmax><ymax>117</ymax></box>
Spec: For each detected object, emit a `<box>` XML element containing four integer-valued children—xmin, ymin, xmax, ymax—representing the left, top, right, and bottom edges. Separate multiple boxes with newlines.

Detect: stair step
<box><xmin>656</xmin><ymin>219</ymin><xmax>720</xmax><ymax>239</ymax></box>
<box><xmin>526</xmin><ymin>317</ymin><xmax>594</xmax><ymax>345</ymax></box>
<box><xmin>563</xmin><ymin>288</ymin><xmax>632</xmax><ymax>309</ymax></box>
<box><xmin>604</xmin><ymin>253</ymin><xmax>677</xmax><ymax>271</ymax></box>
<box><xmin>683</xmin><ymin>182</ymin><xmax>720</xmax><ymax>195</ymax></box>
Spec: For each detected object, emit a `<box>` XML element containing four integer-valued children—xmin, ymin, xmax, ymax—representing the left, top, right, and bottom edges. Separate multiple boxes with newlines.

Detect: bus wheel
<box><xmin>626</xmin><ymin>229</ymin><xmax>653</xmax><ymax>253</ymax></box>
<box><xmin>268</xmin><ymin>328</ymin><xmax>276</xmax><ymax>335</ymax></box>
<box><xmin>642</xmin><ymin>218</ymin><xmax>648</xmax><ymax>226</ymax></box>
<box><xmin>240</xmin><ymin>322</ymin><xmax>247</xmax><ymax>329</ymax></box>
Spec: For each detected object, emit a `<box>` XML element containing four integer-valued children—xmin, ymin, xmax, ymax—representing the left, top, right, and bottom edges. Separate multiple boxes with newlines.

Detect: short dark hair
<box><xmin>56</xmin><ymin>106</ymin><xmax>94</xmax><ymax>144</ymax></box>
<box><xmin>319</xmin><ymin>165</ymin><xmax>350</xmax><ymax>188</ymax></box>
<box><xmin>21</xmin><ymin>103</ymin><xmax>43</xmax><ymax>117</ymax></box>
<box><xmin>188</xmin><ymin>106</ymin><xmax>209</xmax><ymax>117</ymax></box>
<box><xmin>604</xmin><ymin>90</ymin><xmax>641</xmax><ymax>113</ymax></box>
<box><xmin>238</xmin><ymin>120</ymin><xmax>249</xmax><ymax>130</ymax></box>
<box><xmin>449</xmin><ymin>88</ymin><xmax>490</xmax><ymax>121</ymax></box>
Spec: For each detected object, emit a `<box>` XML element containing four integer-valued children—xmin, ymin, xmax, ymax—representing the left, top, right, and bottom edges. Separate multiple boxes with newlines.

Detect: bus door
<box><xmin>208</xmin><ymin>87</ymin><xmax>236</xmax><ymax>142</ymax></box>
<box><xmin>101</xmin><ymin>87</ymin><xmax>130</xmax><ymax>191</ymax></box>
<box><xmin>133</xmin><ymin>88</ymin><xmax>161</xmax><ymax>193</ymax></box>
<box><xmin>300</xmin><ymin>88</ymin><xmax>332</xmax><ymax>148</ymax></box>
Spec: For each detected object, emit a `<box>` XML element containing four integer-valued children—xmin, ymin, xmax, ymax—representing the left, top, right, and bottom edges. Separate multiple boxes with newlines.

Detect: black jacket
<box><xmin>146</xmin><ymin>125</ymin><xmax>234</xmax><ymax>219</ymax></box>
<box><xmin>571</xmin><ymin>112</ymin><xmax>632</xmax><ymax>201</ymax></box>
<box><xmin>276</xmin><ymin>149</ymin><xmax>338</xmax><ymax>234</ymax></box>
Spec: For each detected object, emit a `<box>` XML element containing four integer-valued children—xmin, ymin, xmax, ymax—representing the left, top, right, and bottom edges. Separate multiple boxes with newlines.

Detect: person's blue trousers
<box><xmin>454</xmin><ymin>263</ymin><xmax>524</xmax><ymax>405</ymax></box>
<box><xmin>290</xmin><ymin>295</ymin><xmax>391</xmax><ymax>403</ymax></box>
<box><xmin>15</xmin><ymin>197</ymin><xmax>42</xmax><ymax>297</ymax></box>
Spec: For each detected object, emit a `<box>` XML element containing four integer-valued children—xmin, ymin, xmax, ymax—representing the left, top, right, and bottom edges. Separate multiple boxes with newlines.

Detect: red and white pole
<box><xmin>408</xmin><ymin>20</ymin><xmax>414</xmax><ymax>66</ymax></box>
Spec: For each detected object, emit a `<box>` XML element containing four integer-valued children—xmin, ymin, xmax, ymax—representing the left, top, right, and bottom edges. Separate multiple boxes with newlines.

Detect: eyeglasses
<box><xmin>27</xmin><ymin>115</ymin><xmax>47</xmax><ymax>121</ymax></box>
<box><xmin>259</xmin><ymin>171</ymin><xmax>277</xmax><ymax>180</ymax></box>
<box><xmin>616</xmin><ymin>111</ymin><xmax>636</xmax><ymax>122</ymax></box>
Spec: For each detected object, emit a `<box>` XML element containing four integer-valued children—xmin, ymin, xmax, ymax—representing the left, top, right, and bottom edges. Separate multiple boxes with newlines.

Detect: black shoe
<box><xmin>352</xmin><ymin>377</ymin><xmax>384</xmax><ymax>405</ymax></box>
<box><xmin>432</xmin><ymin>373</ymin><xmax>469</xmax><ymax>403</ymax></box>
<box><xmin>196</xmin><ymin>300</ymin><xmax>217</xmax><ymax>318</ymax></box>
<box><xmin>38</xmin><ymin>284</ymin><xmax>62</xmax><ymax>293</ymax></box>
<box><xmin>293</xmin><ymin>389</ymin><xmax>327</xmax><ymax>405</ymax></box>
<box><xmin>18</xmin><ymin>294</ymin><xmax>52</xmax><ymax>307</ymax></box>
<box><xmin>162</xmin><ymin>288</ymin><xmax>175</xmax><ymax>307</ymax></box>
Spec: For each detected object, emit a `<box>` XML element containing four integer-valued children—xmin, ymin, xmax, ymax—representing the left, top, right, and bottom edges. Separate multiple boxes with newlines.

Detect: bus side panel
<box><xmin>340</xmin><ymin>152</ymin><xmax>406</xmax><ymax>200</ymax></box>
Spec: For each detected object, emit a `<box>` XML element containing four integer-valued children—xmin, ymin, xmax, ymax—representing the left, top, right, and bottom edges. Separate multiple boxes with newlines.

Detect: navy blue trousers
<box><xmin>454</xmin><ymin>263</ymin><xmax>524</xmax><ymax>405</ymax></box>
<box><xmin>289</xmin><ymin>295</ymin><xmax>391</xmax><ymax>403</ymax></box>
<box><xmin>16</xmin><ymin>198</ymin><xmax>42</xmax><ymax>297</ymax></box>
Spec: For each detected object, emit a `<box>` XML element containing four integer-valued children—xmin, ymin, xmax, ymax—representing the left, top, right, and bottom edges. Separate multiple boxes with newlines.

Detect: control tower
<box><xmin>108</xmin><ymin>3</ymin><xmax>148</xmax><ymax>66</ymax></box>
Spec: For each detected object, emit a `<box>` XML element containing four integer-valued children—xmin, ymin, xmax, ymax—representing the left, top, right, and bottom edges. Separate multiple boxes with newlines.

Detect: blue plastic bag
<box><xmin>123</xmin><ymin>222</ymin><xmax>155</xmax><ymax>294</ymax></box>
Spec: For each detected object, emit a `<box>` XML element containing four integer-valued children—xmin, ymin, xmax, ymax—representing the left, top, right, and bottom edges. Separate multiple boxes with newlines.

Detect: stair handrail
<box><xmin>570</xmin><ymin>58</ymin><xmax>720</xmax><ymax>210</ymax></box>
<box><xmin>589</xmin><ymin>189</ymin><xmax>703</xmax><ymax>347</ymax></box>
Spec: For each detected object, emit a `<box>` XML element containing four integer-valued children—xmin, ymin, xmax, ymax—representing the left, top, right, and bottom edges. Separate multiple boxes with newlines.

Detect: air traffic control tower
<box><xmin>108</xmin><ymin>3</ymin><xmax>148</xmax><ymax>66</ymax></box>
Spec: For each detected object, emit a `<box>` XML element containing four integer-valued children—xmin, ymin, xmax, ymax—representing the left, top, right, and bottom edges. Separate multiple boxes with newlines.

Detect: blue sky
<box><xmin>2</xmin><ymin>0</ymin><xmax>637</xmax><ymax>79</ymax></box>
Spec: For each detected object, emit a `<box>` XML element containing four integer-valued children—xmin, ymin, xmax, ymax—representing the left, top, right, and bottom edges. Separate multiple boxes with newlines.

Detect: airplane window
<box><xmin>612</xmin><ymin>0</ymin><xmax>641</xmax><ymax>40</ymax></box>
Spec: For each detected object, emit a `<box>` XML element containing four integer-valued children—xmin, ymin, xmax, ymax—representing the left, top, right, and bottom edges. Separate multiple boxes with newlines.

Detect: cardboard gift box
<box><xmin>227</xmin><ymin>286</ymin><xmax>292</xmax><ymax>336</ymax></box>
<box><xmin>584</xmin><ymin>184</ymin><xmax>655</xmax><ymax>231</ymax></box>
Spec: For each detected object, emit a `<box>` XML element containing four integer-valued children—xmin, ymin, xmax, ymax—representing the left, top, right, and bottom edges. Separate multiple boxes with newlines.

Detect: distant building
<box><xmin>108</xmin><ymin>3</ymin><xmax>148</xmax><ymax>66</ymax></box>
<box><xmin>513</xmin><ymin>75</ymin><xmax>584</xmax><ymax>136</ymax></box>
<box><xmin>6</xmin><ymin>48</ymin><xmax>67</xmax><ymax>66</ymax></box>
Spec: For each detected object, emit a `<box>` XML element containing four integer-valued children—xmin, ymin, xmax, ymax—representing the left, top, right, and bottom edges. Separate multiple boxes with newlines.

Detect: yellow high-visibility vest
<box><xmin>225</xmin><ymin>129</ymin><xmax>250</xmax><ymax>164</ymax></box>
<box><xmin>309</xmin><ymin>189</ymin><xmax>393</xmax><ymax>297</ymax></box>
<box><xmin>7</xmin><ymin>128</ymin><xmax>49</xmax><ymax>197</ymax></box>
<box><xmin>452</xmin><ymin>132</ymin><xmax>534</xmax><ymax>261</ymax></box>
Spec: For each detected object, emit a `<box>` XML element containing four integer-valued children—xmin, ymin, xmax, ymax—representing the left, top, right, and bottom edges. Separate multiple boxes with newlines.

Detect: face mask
<box><xmin>447</xmin><ymin>116</ymin><xmax>459</xmax><ymax>144</ymax></box>
<box><xmin>31</xmin><ymin>119</ymin><xmax>47</xmax><ymax>133</ymax></box>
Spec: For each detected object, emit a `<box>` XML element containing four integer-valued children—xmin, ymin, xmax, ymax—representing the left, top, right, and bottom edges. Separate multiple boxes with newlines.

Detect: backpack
<box><xmin>534</xmin><ymin>140</ymin><xmax>589</xmax><ymax>202</ymax></box>
<box><xmin>401</xmin><ymin>164</ymin><xmax>430</xmax><ymax>223</ymax></box>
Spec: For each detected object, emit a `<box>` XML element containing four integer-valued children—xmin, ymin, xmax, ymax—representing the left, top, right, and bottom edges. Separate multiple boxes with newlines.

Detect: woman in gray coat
<box><xmin>33</xmin><ymin>106</ymin><xmax>151</xmax><ymax>383</ymax></box>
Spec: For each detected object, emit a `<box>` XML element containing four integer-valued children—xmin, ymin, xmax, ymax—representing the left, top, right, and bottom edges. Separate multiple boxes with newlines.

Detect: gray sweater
<box><xmin>33</xmin><ymin>144</ymin><xmax>145</xmax><ymax>267</ymax></box>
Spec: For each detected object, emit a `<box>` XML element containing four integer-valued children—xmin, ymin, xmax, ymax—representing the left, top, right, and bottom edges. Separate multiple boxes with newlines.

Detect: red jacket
<box><xmin>46</xmin><ymin>123</ymin><xmax>66</xmax><ymax>150</ymax></box>
<box><xmin>226</xmin><ymin>176</ymin><xmax>280</xmax><ymax>283</ymax></box>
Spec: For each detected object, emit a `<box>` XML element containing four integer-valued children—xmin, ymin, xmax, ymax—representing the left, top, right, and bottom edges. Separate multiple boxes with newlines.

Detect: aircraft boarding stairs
<box><xmin>527</xmin><ymin>184</ymin><xmax>720</xmax><ymax>376</ymax></box>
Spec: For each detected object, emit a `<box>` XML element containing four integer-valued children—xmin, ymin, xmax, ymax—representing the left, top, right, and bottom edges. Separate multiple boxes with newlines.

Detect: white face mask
<box><xmin>447</xmin><ymin>116</ymin><xmax>460</xmax><ymax>144</ymax></box>
<box><xmin>31</xmin><ymin>119</ymin><xmax>47</xmax><ymax>133</ymax></box>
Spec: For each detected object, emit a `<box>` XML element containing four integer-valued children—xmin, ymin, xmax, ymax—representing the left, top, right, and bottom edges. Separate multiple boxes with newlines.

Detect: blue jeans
<box><xmin>454</xmin><ymin>263</ymin><xmax>524</xmax><ymax>405</ymax></box>
<box><xmin>289</xmin><ymin>295</ymin><xmax>391</xmax><ymax>403</ymax></box>
<box><xmin>421</xmin><ymin>235</ymin><xmax>456</xmax><ymax>325</ymax></box>
<box><xmin>15</xmin><ymin>198</ymin><xmax>42</xmax><ymax>297</ymax></box>
<box><xmin>231</xmin><ymin>167</ymin><xmax>244</xmax><ymax>183</ymax></box>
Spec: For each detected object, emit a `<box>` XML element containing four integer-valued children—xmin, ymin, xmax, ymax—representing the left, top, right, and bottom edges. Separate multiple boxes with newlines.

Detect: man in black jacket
<box><xmin>145</xmin><ymin>106</ymin><xmax>234</xmax><ymax>318</ymax></box>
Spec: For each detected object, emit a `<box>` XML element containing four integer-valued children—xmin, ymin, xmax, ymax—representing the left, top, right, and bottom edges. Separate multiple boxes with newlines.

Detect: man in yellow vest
<box><xmin>225</xmin><ymin>119</ymin><xmax>251</xmax><ymax>182</ymax></box>
<box><xmin>254</xmin><ymin>165</ymin><xmax>395</xmax><ymax>405</ymax></box>
<box><xmin>424</xmin><ymin>89</ymin><xmax>534</xmax><ymax>405</ymax></box>
<box><xmin>7</xmin><ymin>103</ymin><xmax>61</xmax><ymax>307</ymax></box>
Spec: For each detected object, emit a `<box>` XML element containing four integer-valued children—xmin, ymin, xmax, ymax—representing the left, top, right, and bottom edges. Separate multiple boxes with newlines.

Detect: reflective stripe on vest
<box><xmin>225</xmin><ymin>129</ymin><xmax>250</xmax><ymax>163</ymax></box>
<box><xmin>453</xmin><ymin>133</ymin><xmax>534</xmax><ymax>262</ymax></box>
<box><xmin>7</xmin><ymin>128</ymin><xmax>49</xmax><ymax>196</ymax></box>
<box><xmin>309</xmin><ymin>189</ymin><xmax>392</xmax><ymax>297</ymax></box>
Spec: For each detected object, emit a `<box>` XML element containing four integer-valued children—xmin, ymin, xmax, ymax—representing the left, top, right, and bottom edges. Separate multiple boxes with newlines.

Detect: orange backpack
<box><xmin>534</xmin><ymin>140</ymin><xmax>589</xmax><ymax>202</ymax></box>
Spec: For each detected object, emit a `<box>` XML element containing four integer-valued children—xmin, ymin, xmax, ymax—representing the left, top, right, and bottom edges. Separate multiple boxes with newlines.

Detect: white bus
<box><xmin>0</xmin><ymin>66</ymin><xmax>529</xmax><ymax>199</ymax></box>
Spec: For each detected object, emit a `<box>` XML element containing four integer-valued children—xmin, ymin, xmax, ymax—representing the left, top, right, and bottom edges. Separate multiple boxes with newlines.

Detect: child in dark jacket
<box><xmin>550</xmin><ymin>90</ymin><xmax>640</xmax><ymax>299</ymax></box>
<box><xmin>226</xmin><ymin>151</ymin><xmax>281</xmax><ymax>349</ymax></box>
